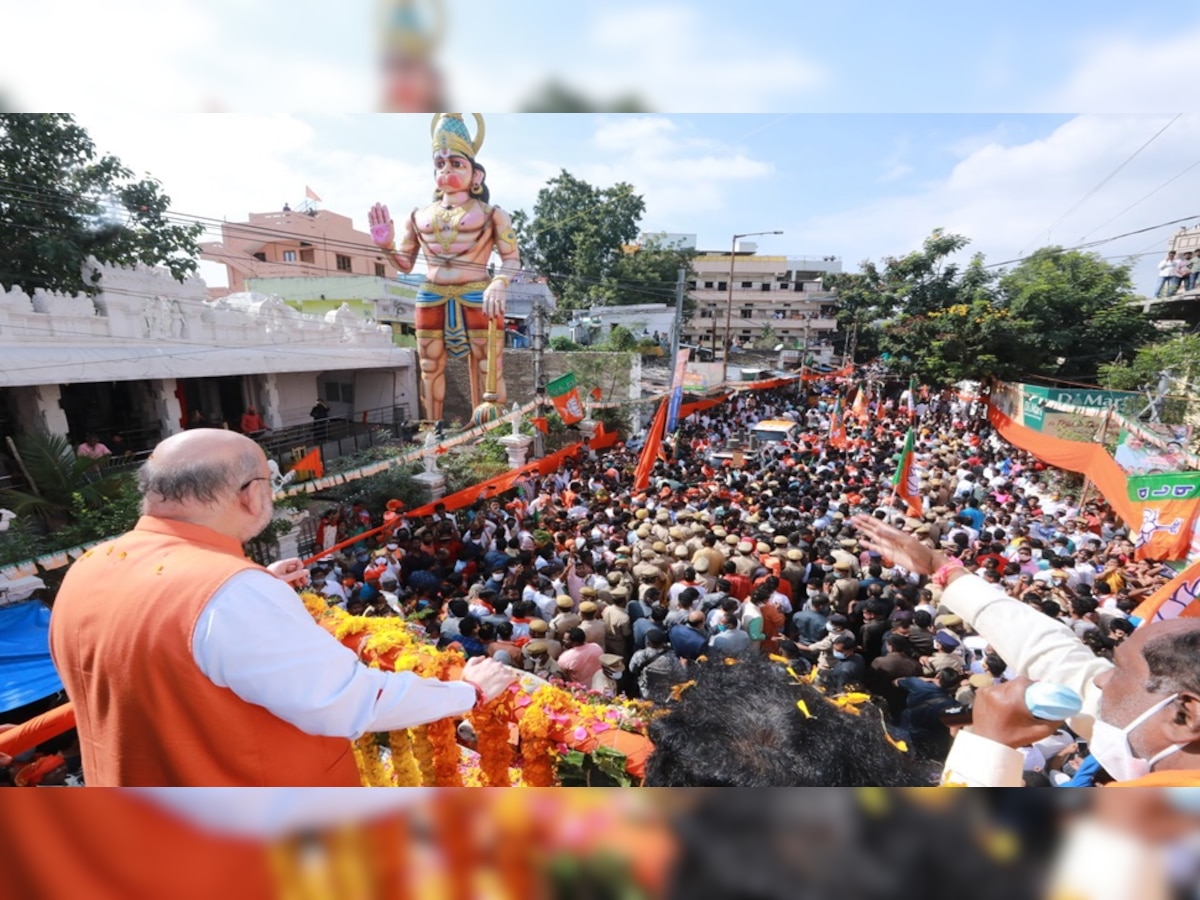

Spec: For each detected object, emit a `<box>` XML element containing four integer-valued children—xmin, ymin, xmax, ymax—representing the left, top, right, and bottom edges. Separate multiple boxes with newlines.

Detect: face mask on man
<box><xmin>832</xmin><ymin>650</ymin><xmax>848</xmax><ymax>661</ymax></box>
<box><xmin>1089</xmin><ymin>693</ymin><xmax>1187</xmax><ymax>782</ymax></box>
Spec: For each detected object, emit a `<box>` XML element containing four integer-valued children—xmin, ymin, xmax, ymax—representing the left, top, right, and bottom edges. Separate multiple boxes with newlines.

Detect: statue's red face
<box><xmin>434</xmin><ymin>150</ymin><xmax>476</xmax><ymax>195</ymax></box>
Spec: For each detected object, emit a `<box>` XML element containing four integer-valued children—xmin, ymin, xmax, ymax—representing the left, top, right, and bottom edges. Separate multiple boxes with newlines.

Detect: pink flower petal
<box><xmin>573</xmin><ymin>726</ymin><xmax>588</xmax><ymax>742</ymax></box>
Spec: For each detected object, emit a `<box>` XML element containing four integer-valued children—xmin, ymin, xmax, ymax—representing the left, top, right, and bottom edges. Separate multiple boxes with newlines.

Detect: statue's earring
<box><xmin>471</xmin><ymin>183</ymin><xmax>483</xmax><ymax>196</ymax></box>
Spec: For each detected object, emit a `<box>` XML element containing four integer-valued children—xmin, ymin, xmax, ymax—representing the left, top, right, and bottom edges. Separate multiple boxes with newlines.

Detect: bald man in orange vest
<box><xmin>49</xmin><ymin>429</ymin><xmax>516</xmax><ymax>786</ymax></box>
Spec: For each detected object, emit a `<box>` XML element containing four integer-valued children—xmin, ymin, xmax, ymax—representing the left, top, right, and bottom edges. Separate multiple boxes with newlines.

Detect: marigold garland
<box><xmin>308</xmin><ymin>593</ymin><xmax>653</xmax><ymax>787</ymax></box>
<box><xmin>389</xmin><ymin>729</ymin><xmax>423</xmax><ymax>786</ymax></box>
<box><xmin>471</xmin><ymin>688</ymin><xmax>515</xmax><ymax>787</ymax></box>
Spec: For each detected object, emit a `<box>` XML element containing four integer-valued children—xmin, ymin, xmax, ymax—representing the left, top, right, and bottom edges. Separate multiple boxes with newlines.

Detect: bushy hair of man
<box><xmin>644</xmin><ymin>655</ymin><xmax>929</xmax><ymax>786</ymax></box>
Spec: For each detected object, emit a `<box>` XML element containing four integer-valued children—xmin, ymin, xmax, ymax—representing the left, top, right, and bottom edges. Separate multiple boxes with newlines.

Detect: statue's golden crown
<box><xmin>431</xmin><ymin>114</ymin><xmax>485</xmax><ymax>159</ymax></box>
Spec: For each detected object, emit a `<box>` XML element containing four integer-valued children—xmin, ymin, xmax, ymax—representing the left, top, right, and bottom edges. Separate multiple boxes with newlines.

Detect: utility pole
<box><xmin>670</xmin><ymin>268</ymin><xmax>687</xmax><ymax>362</ymax></box>
<box><xmin>801</xmin><ymin>321</ymin><xmax>811</xmax><ymax>370</ymax></box>
<box><xmin>531</xmin><ymin>289</ymin><xmax>546</xmax><ymax>458</ymax></box>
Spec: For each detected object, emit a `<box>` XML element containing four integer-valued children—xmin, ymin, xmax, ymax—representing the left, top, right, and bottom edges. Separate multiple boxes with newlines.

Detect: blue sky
<box><xmin>72</xmin><ymin>111</ymin><xmax>1197</xmax><ymax>296</ymax></box>
<box><xmin>10</xmin><ymin>3</ymin><xmax>1200</xmax><ymax>295</ymax></box>
<box><xmin>6</xmin><ymin>1</ymin><xmax>1200</xmax><ymax>112</ymax></box>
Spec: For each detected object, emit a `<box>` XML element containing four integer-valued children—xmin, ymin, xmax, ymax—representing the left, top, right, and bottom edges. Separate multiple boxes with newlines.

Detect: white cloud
<box><xmin>788</xmin><ymin>115</ymin><xmax>1200</xmax><ymax>295</ymax></box>
<box><xmin>1042</xmin><ymin>26</ymin><xmax>1200</xmax><ymax>111</ymax></box>
<box><xmin>0</xmin><ymin>0</ymin><xmax>218</xmax><ymax>110</ymax></box>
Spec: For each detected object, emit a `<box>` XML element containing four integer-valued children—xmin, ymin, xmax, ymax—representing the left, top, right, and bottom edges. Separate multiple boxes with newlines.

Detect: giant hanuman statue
<box><xmin>368</xmin><ymin>114</ymin><xmax>520</xmax><ymax>423</ymax></box>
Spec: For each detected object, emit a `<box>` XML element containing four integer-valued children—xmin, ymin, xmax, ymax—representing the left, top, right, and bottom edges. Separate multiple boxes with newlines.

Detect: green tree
<box><xmin>998</xmin><ymin>247</ymin><xmax>1157</xmax><ymax>382</ymax></box>
<box><xmin>0</xmin><ymin>432</ymin><xmax>132</xmax><ymax>530</ymax></box>
<box><xmin>1098</xmin><ymin>332</ymin><xmax>1199</xmax><ymax>423</ymax></box>
<box><xmin>595</xmin><ymin>234</ymin><xmax>696</xmax><ymax>312</ymax></box>
<box><xmin>826</xmin><ymin>230</ymin><xmax>1011</xmax><ymax>383</ymax></box>
<box><xmin>512</xmin><ymin>170</ymin><xmax>646</xmax><ymax>311</ymax></box>
<box><xmin>0</xmin><ymin>114</ymin><xmax>205</xmax><ymax>294</ymax></box>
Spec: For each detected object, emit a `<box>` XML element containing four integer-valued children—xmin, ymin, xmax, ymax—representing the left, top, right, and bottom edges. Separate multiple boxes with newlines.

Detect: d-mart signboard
<box><xmin>1019</xmin><ymin>384</ymin><xmax>1136</xmax><ymax>432</ymax></box>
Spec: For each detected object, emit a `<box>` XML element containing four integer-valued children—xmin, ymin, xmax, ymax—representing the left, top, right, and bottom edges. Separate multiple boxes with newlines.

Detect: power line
<box><xmin>1077</xmin><ymin>155</ymin><xmax>1200</xmax><ymax>242</ymax></box>
<box><xmin>1017</xmin><ymin>114</ymin><xmax>1181</xmax><ymax>256</ymax></box>
<box><xmin>984</xmin><ymin>214</ymin><xmax>1198</xmax><ymax>269</ymax></box>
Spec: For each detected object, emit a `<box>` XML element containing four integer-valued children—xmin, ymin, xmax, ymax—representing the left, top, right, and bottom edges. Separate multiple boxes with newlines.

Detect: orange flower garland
<box><xmin>470</xmin><ymin>688</ymin><xmax>516</xmax><ymax>787</ymax></box>
<box><xmin>517</xmin><ymin>684</ymin><xmax>579</xmax><ymax>787</ymax></box>
<box><xmin>411</xmin><ymin>725</ymin><xmax>437</xmax><ymax>786</ymax></box>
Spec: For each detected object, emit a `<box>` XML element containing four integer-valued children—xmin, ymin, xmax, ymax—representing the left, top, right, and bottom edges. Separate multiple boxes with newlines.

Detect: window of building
<box><xmin>336</xmin><ymin>254</ymin><xmax>352</xmax><ymax>272</ymax></box>
<box><xmin>717</xmin><ymin>281</ymin><xmax>727</xmax><ymax>292</ymax></box>
<box><xmin>761</xmin><ymin>283</ymin><xmax>771</xmax><ymax>291</ymax></box>
<box><xmin>252</xmin><ymin>252</ymin><xmax>266</xmax><ymax>262</ymax></box>
<box><xmin>687</xmin><ymin>281</ymin><xmax>697</xmax><ymax>290</ymax></box>
<box><xmin>704</xmin><ymin>281</ymin><xmax>714</xmax><ymax>289</ymax></box>
<box><xmin>741</xmin><ymin>281</ymin><xmax>753</xmax><ymax>288</ymax></box>
<box><xmin>794</xmin><ymin>282</ymin><xmax>805</xmax><ymax>291</ymax></box>
<box><xmin>740</xmin><ymin>308</ymin><xmax>753</xmax><ymax>318</ymax></box>
<box><xmin>375</xmin><ymin>263</ymin><xmax>386</xmax><ymax>277</ymax></box>
<box><xmin>282</xmin><ymin>250</ymin><xmax>296</xmax><ymax>262</ymax></box>
<box><xmin>299</xmin><ymin>248</ymin><xmax>314</xmax><ymax>263</ymax></box>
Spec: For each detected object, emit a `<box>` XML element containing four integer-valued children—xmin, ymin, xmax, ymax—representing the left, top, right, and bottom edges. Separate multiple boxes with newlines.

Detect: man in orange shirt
<box><xmin>50</xmin><ymin>429</ymin><xmax>515</xmax><ymax>786</ymax></box>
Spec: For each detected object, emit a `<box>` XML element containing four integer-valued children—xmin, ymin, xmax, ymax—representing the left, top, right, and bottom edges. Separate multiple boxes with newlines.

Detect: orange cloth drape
<box><xmin>634</xmin><ymin>400</ymin><xmax>669</xmax><ymax>492</ymax></box>
<box><xmin>986</xmin><ymin>402</ymin><xmax>1136</xmax><ymax>524</ymax></box>
<box><xmin>0</xmin><ymin>702</ymin><xmax>75</xmax><ymax>757</ymax></box>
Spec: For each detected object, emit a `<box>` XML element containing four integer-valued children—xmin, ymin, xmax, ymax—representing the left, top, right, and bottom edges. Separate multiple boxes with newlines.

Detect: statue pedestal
<box><xmin>500</xmin><ymin>434</ymin><xmax>534</xmax><ymax>469</ymax></box>
<box><xmin>413</xmin><ymin>471</ymin><xmax>447</xmax><ymax>503</ymax></box>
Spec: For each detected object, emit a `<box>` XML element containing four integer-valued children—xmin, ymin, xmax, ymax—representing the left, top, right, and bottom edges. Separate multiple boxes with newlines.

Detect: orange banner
<box><xmin>987</xmin><ymin>402</ymin><xmax>1137</xmax><ymax>524</ymax></box>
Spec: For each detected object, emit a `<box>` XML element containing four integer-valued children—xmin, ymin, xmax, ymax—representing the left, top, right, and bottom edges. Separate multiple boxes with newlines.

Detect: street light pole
<box><xmin>722</xmin><ymin>230</ymin><xmax>782</xmax><ymax>378</ymax></box>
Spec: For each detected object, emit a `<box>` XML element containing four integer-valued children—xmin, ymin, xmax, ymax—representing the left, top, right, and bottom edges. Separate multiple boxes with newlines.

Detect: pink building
<box><xmin>200</xmin><ymin>209</ymin><xmax>400</xmax><ymax>296</ymax></box>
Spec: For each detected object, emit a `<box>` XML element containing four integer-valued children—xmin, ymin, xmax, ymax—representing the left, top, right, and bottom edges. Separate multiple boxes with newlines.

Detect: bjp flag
<box><xmin>1128</xmin><ymin>472</ymin><xmax>1200</xmax><ymax>561</ymax></box>
<box><xmin>547</xmin><ymin>373</ymin><xmax>585</xmax><ymax>425</ymax></box>
<box><xmin>892</xmin><ymin>427</ymin><xmax>923</xmax><ymax>518</ymax></box>
<box><xmin>828</xmin><ymin>399</ymin><xmax>848</xmax><ymax>450</ymax></box>
<box><xmin>1132</xmin><ymin>557</ymin><xmax>1200</xmax><ymax>623</ymax></box>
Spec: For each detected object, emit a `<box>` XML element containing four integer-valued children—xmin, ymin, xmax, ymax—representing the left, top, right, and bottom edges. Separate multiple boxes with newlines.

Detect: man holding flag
<box><xmin>891</xmin><ymin>427</ymin><xmax>923</xmax><ymax>518</ymax></box>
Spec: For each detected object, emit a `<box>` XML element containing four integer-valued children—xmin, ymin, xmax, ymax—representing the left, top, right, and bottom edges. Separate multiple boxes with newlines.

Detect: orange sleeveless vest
<box><xmin>49</xmin><ymin>516</ymin><xmax>359</xmax><ymax>786</ymax></box>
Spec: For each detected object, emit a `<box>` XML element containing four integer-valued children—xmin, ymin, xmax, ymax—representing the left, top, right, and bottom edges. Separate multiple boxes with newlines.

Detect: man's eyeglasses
<box><xmin>239</xmin><ymin>476</ymin><xmax>270</xmax><ymax>492</ymax></box>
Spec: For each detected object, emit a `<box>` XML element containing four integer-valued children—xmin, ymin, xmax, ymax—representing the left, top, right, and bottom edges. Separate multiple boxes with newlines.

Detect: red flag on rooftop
<box><xmin>305</xmin><ymin>185</ymin><xmax>321</xmax><ymax>202</ymax></box>
<box><xmin>634</xmin><ymin>399</ymin><xmax>668</xmax><ymax>491</ymax></box>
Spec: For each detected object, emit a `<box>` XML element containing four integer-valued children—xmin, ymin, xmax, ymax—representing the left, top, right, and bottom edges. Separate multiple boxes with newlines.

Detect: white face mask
<box><xmin>1089</xmin><ymin>693</ymin><xmax>1186</xmax><ymax>782</ymax></box>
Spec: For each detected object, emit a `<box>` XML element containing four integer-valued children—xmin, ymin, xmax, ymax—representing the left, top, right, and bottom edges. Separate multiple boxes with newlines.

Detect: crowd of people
<box><xmin>302</xmin><ymin>380</ymin><xmax>1198</xmax><ymax>786</ymax></box>
<box><xmin>15</xmin><ymin>375</ymin><xmax>1200</xmax><ymax>788</ymax></box>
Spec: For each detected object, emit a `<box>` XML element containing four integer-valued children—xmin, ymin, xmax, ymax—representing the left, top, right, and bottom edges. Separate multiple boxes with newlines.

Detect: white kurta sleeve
<box><xmin>193</xmin><ymin>570</ymin><xmax>475</xmax><ymax>739</ymax></box>
<box><xmin>939</xmin><ymin>572</ymin><xmax>1113</xmax><ymax>731</ymax></box>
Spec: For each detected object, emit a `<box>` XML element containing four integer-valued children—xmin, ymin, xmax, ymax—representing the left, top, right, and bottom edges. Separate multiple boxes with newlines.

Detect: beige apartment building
<box><xmin>682</xmin><ymin>245</ymin><xmax>842</xmax><ymax>356</ymax></box>
<box><xmin>200</xmin><ymin>208</ymin><xmax>400</xmax><ymax>297</ymax></box>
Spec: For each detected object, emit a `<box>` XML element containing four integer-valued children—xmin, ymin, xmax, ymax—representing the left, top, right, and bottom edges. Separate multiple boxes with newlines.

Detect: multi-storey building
<box><xmin>682</xmin><ymin>243</ymin><xmax>841</xmax><ymax>358</ymax></box>
<box><xmin>199</xmin><ymin>208</ymin><xmax>401</xmax><ymax>298</ymax></box>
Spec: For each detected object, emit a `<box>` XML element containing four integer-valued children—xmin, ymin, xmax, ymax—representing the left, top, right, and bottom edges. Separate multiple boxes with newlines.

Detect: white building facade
<box><xmin>0</xmin><ymin>260</ymin><xmax>419</xmax><ymax>458</ymax></box>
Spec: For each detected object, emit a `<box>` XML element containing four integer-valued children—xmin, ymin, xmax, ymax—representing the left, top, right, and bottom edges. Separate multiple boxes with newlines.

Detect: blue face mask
<box><xmin>832</xmin><ymin>650</ymin><xmax>848</xmax><ymax>660</ymax></box>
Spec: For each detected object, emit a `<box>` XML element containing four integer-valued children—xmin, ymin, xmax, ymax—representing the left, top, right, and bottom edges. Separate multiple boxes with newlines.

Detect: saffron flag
<box><xmin>850</xmin><ymin>387</ymin><xmax>868</xmax><ymax>423</ymax></box>
<box><xmin>305</xmin><ymin>185</ymin><xmax>321</xmax><ymax>202</ymax></box>
<box><xmin>590</xmin><ymin>386</ymin><xmax>603</xmax><ymax>401</ymax></box>
<box><xmin>828</xmin><ymin>399</ymin><xmax>848</xmax><ymax>449</ymax></box>
<box><xmin>634</xmin><ymin>399</ymin><xmax>669</xmax><ymax>491</ymax></box>
<box><xmin>1132</xmin><ymin>558</ymin><xmax>1200</xmax><ymax>623</ymax></box>
<box><xmin>906</xmin><ymin>375</ymin><xmax>917</xmax><ymax>419</ymax></box>
<box><xmin>1127</xmin><ymin>472</ymin><xmax>1200</xmax><ymax>561</ymax></box>
<box><xmin>292</xmin><ymin>447</ymin><xmax>324</xmax><ymax>480</ymax></box>
<box><xmin>547</xmin><ymin>372</ymin><xmax>585</xmax><ymax>425</ymax></box>
<box><xmin>530</xmin><ymin>416</ymin><xmax>550</xmax><ymax>434</ymax></box>
<box><xmin>892</xmin><ymin>427</ymin><xmax>922</xmax><ymax>517</ymax></box>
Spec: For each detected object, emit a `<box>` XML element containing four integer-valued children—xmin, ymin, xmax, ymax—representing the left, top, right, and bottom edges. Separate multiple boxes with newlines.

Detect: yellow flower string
<box><xmin>389</xmin><ymin>729</ymin><xmax>423</xmax><ymax>786</ymax></box>
<box><xmin>411</xmin><ymin>725</ymin><xmax>436</xmax><ymax>785</ymax></box>
<box><xmin>353</xmin><ymin>734</ymin><xmax>390</xmax><ymax>787</ymax></box>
